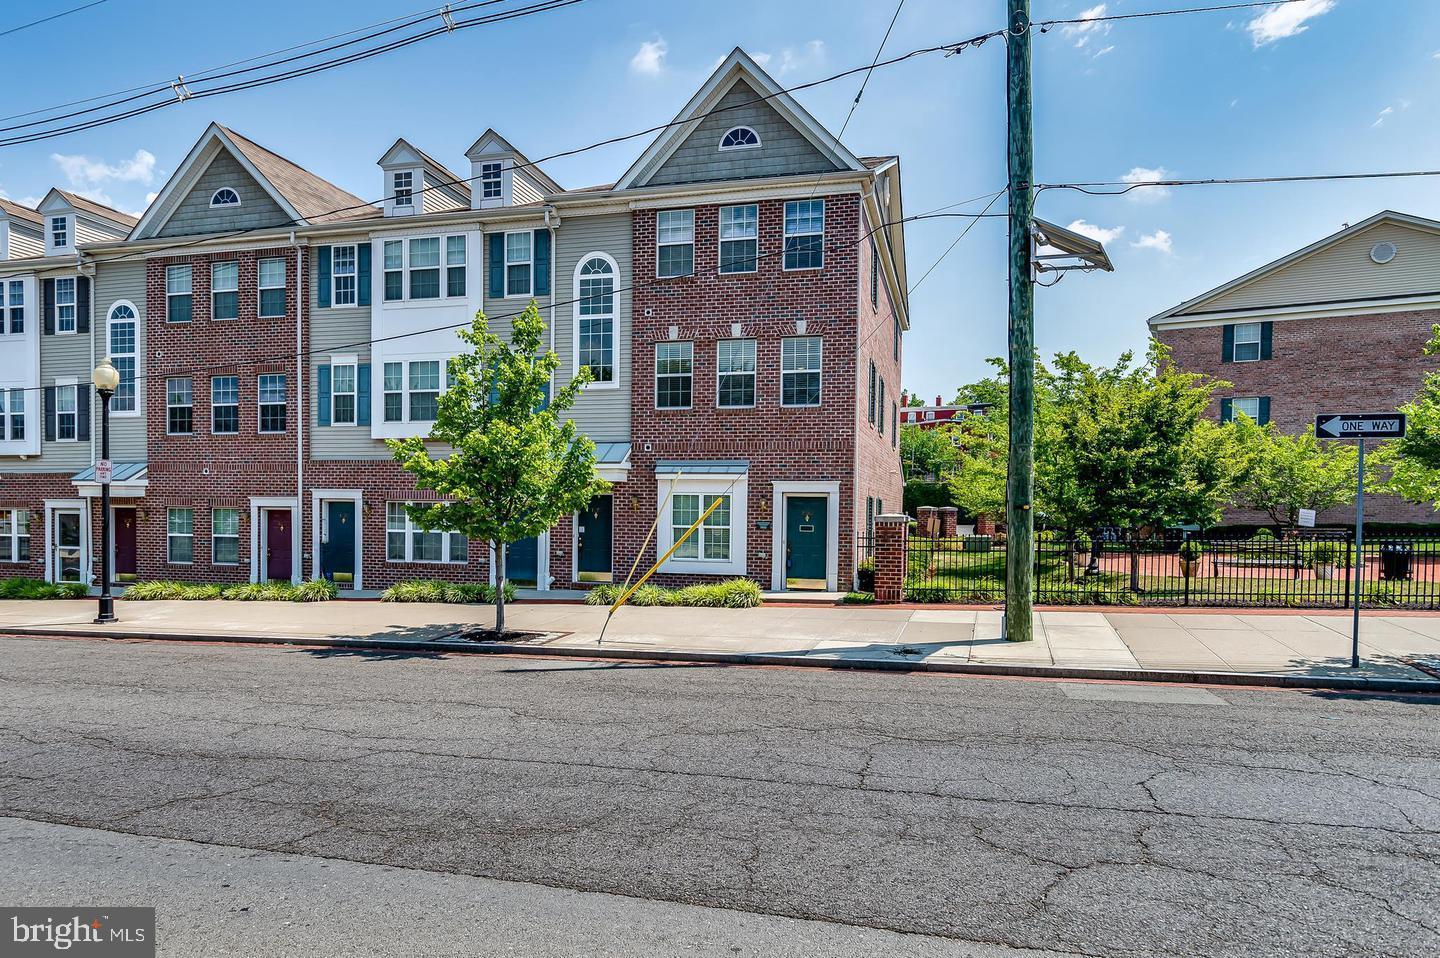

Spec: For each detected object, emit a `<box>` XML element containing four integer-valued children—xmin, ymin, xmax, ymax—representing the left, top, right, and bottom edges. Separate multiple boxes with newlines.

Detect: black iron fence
<box><xmin>900</xmin><ymin>530</ymin><xmax>1440</xmax><ymax>608</ymax></box>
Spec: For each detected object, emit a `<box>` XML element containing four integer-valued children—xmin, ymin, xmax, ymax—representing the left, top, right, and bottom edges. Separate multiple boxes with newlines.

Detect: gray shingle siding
<box><xmin>553</xmin><ymin>212</ymin><xmax>630</xmax><ymax>442</ymax></box>
<box><xmin>308</xmin><ymin>241</ymin><xmax>386</xmax><ymax>460</ymax></box>
<box><xmin>15</xmin><ymin>267</ymin><xmax>92</xmax><ymax>474</ymax></box>
<box><xmin>93</xmin><ymin>259</ymin><xmax>146</xmax><ymax>462</ymax></box>
<box><xmin>156</xmin><ymin>149</ymin><xmax>292</xmax><ymax>238</ymax></box>
<box><xmin>640</xmin><ymin>79</ymin><xmax>839</xmax><ymax>187</ymax></box>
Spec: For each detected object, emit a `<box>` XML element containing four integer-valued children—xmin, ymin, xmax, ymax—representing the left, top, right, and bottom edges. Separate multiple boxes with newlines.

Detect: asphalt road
<box><xmin>0</xmin><ymin>636</ymin><xmax>1437</xmax><ymax>958</ymax></box>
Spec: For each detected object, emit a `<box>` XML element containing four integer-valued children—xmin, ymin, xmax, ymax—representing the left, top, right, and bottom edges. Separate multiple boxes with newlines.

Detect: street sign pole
<box><xmin>1352</xmin><ymin>440</ymin><xmax>1364</xmax><ymax>668</ymax></box>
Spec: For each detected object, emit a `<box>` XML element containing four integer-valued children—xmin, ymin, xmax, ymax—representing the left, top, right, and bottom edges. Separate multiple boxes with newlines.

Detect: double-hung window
<box><xmin>211</xmin><ymin>376</ymin><xmax>238</xmax><ymax>434</ymax></box>
<box><xmin>211</xmin><ymin>262</ymin><xmax>238</xmax><ymax>320</ymax></box>
<box><xmin>55</xmin><ymin>278</ymin><xmax>76</xmax><ymax>333</ymax></box>
<box><xmin>393</xmin><ymin>171</ymin><xmax>413</xmax><ymax>209</ymax></box>
<box><xmin>55</xmin><ymin>384</ymin><xmax>77</xmax><ymax>440</ymax></box>
<box><xmin>672</xmin><ymin>494</ymin><xmax>731</xmax><ymax>561</ymax></box>
<box><xmin>383</xmin><ymin>362</ymin><xmax>403</xmax><ymax>422</ymax></box>
<box><xmin>385</xmin><ymin>502</ymin><xmax>467</xmax><ymax>563</ymax></box>
<box><xmin>258</xmin><ymin>374</ymin><xmax>286</xmax><ymax>433</ymax></box>
<box><xmin>656</xmin><ymin>210</ymin><xmax>694</xmax><ymax>278</ymax></box>
<box><xmin>7</xmin><ymin>280</ymin><xmax>23</xmax><ymax>334</ymax></box>
<box><xmin>167</xmin><ymin>378</ymin><xmax>193</xmax><ymax>435</ymax></box>
<box><xmin>783</xmin><ymin>200</ymin><xmax>825</xmax><ymax>270</ymax></box>
<box><xmin>576</xmin><ymin>256</ymin><xmax>615</xmax><ymax>383</ymax></box>
<box><xmin>4</xmin><ymin>389</ymin><xmax>23</xmax><ymax>441</ymax></box>
<box><xmin>408</xmin><ymin>361</ymin><xmax>440</xmax><ymax>421</ymax></box>
<box><xmin>480</xmin><ymin>161</ymin><xmax>503</xmax><ymax>201</ymax></box>
<box><xmin>50</xmin><ymin>216</ymin><xmax>67</xmax><ymax>248</ymax></box>
<box><xmin>717</xmin><ymin>339</ymin><xmax>756</xmax><ymax>408</ymax></box>
<box><xmin>212</xmin><ymin>508</ymin><xmax>239</xmax><ymax>565</ymax></box>
<box><xmin>892</xmin><ymin>403</ymin><xmax>898</xmax><ymax>447</ymax></box>
<box><xmin>331</xmin><ymin>362</ymin><xmax>357</xmax><ymax>425</ymax></box>
<box><xmin>258</xmin><ymin>258</ymin><xmax>286</xmax><ymax>318</ymax></box>
<box><xmin>868</xmin><ymin>361</ymin><xmax>876</xmax><ymax>424</ymax></box>
<box><xmin>383</xmin><ymin>236</ymin><xmax>467</xmax><ymax>302</ymax></box>
<box><xmin>107</xmin><ymin>305</ymin><xmax>137</xmax><ymax>412</ymax></box>
<box><xmin>408</xmin><ymin>237</ymin><xmax>441</xmax><ymax>299</ymax></box>
<box><xmin>504</xmin><ymin>232</ymin><xmax>532</xmax><ymax>296</ymax></box>
<box><xmin>781</xmin><ymin>336</ymin><xmax>822</xmax><ymax>407</ymax></box>
<box><xmin>719</xmin><ymin>205</ymin><xmax>758</xmax><ymax>274</ymax></box>
<box><xmin>655</xmin><ymin>341</ymin><xmax>692</xmax><ymax>409</ymax></box>
<box><xmin>167</xmin><ymin>508</ymin><xmax>193</xmax><ymax>564</ymax></box>
<box><xmin>878</xmin><ymin>379</ymin><xmax>886</xmax><ymax>436</ymax></box>
<box><xmin>166</xmin><ymin>265</ymin><xmax>192</xmax><ymax>323</ymax></box>
<box><xmin>871</xmin><ymin>237</ymin><xmax>879</xmax><ymax>309</ymax></box>
<box><xmin>446</xmin><ymin>236</ymin><xmax>467</xmax><ymax>297</ymax></box>
<box><xmin>331</xmin><ymin>245</ymin><xmax>357</xmax><ymax>307</ymax></box>
<box><xmin>1232</xmin><ymin>322</ymin><xmax>1262</xmax><ymax>362</ymax></box>
<box><xmin>0</xmin><ymin>508</ymin><xmax>29</xmax><ymax>562</ymax></box>
<box><xmin>383</xmin><ymin>241</ymin><xmax>404</xmax><ymax>302</ymax></box>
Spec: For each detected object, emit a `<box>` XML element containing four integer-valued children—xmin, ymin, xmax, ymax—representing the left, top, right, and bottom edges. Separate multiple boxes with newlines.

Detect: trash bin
<box><xmin>1380</xmin><ymin>542</ymin><xmax>1413</xmax><ymax>581</ymax></box>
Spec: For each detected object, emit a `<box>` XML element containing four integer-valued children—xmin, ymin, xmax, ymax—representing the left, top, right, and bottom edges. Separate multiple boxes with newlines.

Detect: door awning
<box><xmin>71</xmin><ymin>462</ymin><xmax>148</xmax><ymax>498</ymax></box>
<box><xmin>655</xmin><ymin>459</ymin><xmax>749</xmax><ymax>475</ymax></box>
<box><xmin>593</xmin><ymin>441</ymin><xmax>631</xmax><ymax>481</ymax></box>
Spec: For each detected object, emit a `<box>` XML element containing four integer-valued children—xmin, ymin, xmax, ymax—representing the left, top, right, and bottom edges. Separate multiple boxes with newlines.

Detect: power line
<box><xmin>1035</xmin><ymin>0</ymin><xmax>1310</xmax><ymax>30</ymax></box>
<box><xmin>907</xmin><ymin>190</ymin><xmax>1008</xmax><ymax>295</ymax></box>
<box><xmin>0</xmin><ymin>0</ymin><xmax>107</xmax><ymax>40</ymax></box>
<box><xmin>1038</xmin><ymin>168</ymin><xmax>1440</xmax><ymax>195</ymax></box>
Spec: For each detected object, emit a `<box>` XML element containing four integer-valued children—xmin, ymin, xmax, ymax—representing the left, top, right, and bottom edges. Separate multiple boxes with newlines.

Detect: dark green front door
<box><xmin>577</xmin><ymin>495</ymin><xmax>613</xmax><ymax>583</ymax></box>
<box><xmin>321</xmin><ymin>501</ymin><xmax>355</xmax><ymax>586</ymax></box>
<box><xmin>785</xmin><ymin>496</ymin><xmax>828</xmax><ymax>589</ymax></box>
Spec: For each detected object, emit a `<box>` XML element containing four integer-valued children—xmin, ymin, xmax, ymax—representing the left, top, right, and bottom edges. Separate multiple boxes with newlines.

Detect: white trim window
<box><xmin>781</xmin><ymin>336</ymin><xmax>822</xmax><ymax>407</ymax></box>
<box><xmin>166</xmin><ymin>265</ymin><xmax>193</xmax><ymax>323</ymax></box>
<box><xmin>392</xmin><ymin>170</ymin><xmax>414</xmax><ymax>209</ymax></box>
<box><xmin>657</xmin><ymin>475</ymin><xmax>748</xmax><ymax>577</ymax></box>
<box><xmin>55</xmin><ymin>278</ymin><xmax>77</xmax><ymax>333</ymax></box>
<box><xmin>382</xmin><ymin>360</ymin><xmax>445</xmax><ymax>423</ymax></box>
<box><xmin>717</xmin><ymin>339</ymin><xmax>756</xmax><ymax>408</ymax></box>
<box><xmin>783</xmin><ymin>200</ymin><xmax>825</xmax><ymax>270</ymax></box>
<box><xmin>0</xmin><ymin>508</ymin><xmax>29</xmax><ymax>563</ymax></box>
<box><xmin>383</xmin><ymin>362</ymin><xmax>403</xmax><ymax>422</ymax></box>
<box><xmin>212</xmin><ymin>508</ymin><xmax>239</xmax><ymax>565</ymax></box>
<box><xmin>257</xmin><ymin>374</ymin><xmax>286</xmax><ymax>433</ymax></box>
<box><xmin>211</xmin><ymin>375</ymin><xmax>238</xmax><ymax>434</ymax></box>
<box><xmin>1233</xmin><ymin>322</ymin><xmax>1262</xmax><ymax>362</ymax></box>
<box><xmin>718</xmin><ymin>126</ymin><xmax>761</xmax><ymax>151</ymax></box>
<box><xmin>719</xmin><ymin>204</ymin><xmax>758</xmax><ymax>274</ymax></box>
<box><xmin>1232</xmin><ymin>397</ymin><xmax>1263</xmax><ymax>421</ymax></box>
<box><xmin>167</xmin><ymin>377</ymin><xmax>193</xmax><ymax>435</ymax></box>
<box><xmin>107</xmin><ymin>303</ymin><xmax>138</xmax><ymax>413</ymax></box>
<box><xmin>3</xmin><ymin>388</ymin><xmax>24</xmax><ymax>441</ymax></box>
<box><xmin>655</xmin><ymin>341</ymin><xmax>692</xmax><ymax>409</ymax></box>
<box><xmin>210</xmin><ymin>188</ymin><xmax>241</xmax><ymax>208</ymax></box>
<box><xmin>167</xmin><ymin>507</ymin><xmax>193</xmax><ymax>564</ymax></box>
<box><xmin>382</xmin><ymin>235</ymin><xmax>469</xmax><ymax>303</ymax></box>
<box><xmin>258</xmin><ymin>258</ymin><xmax>287</xmax><ymax>318</ymax></box>
<box><xmin>504</xmin><ymin>231</ymin><xmax>532</xmax><ymax>297</ymax></box>
<box><xmin>480</xmin><ymin>161</ymin><xmax>503</xmax><ymax>201</ymax></box>
<box><xmin>575</xmin><ymin>254</ymin><xmax>615</xmax><ymax>384</ymax></box>
<box><xmin>212</xmin><ymin>261</ymin><xmax>239</xmax><ymax>320</ymax></box>
<box><xmin>55</xmin><ymin>383</ymin><xmax>78</xmax><ymax>441</ymax></box>
<box><xmin>385</xmin><ymin>502</ymin><xmax>467</xmax><ymax>563</ymax></box>
<box><xmin>331</xmin><ymin>245</ymin><xmax>357</xmax><ymax>307</ymax></box>
<box><xmin>50</xmin><ymin>216</ymin><xmax>68</xmax><ymax>249</ymax></box>
<box><xmin>408</xmin><ymin>237</ymin><xmax>441</xmax><ymax>299</ymax></box>
<box><xmin>446</xmin><ymin>235</ymin><xmax>467</xmax><ymax>297</ymax></box>
<box><xmin>7</xmin><ymin>280</ymin><xmax>24</xmax><ymax>334</ymax></box>
<box><xmin>332</xmin><ymin>361</ymin><xmax>357</xmax><ymax>425</ymax></box>
<box><xmin>656</xmin><ymin>210</ymin><xmax>694</xmax><ymax>278</ymax></box>
<box><xmin>673</xmin><ymin>494</ymin><xmax>732</xmax><ymax>560</ymax></box>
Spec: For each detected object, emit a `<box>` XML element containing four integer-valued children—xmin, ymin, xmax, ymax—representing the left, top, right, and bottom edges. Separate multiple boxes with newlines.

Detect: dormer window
<box><xmin>50</xmin><ymin>216</ymin><xmax>68</xmax><ymax>248</ymax></box>
<box><xmin>209</xmin><ymin>188</ymin><xmax>241</xmax><ymax>208</ymax></box>
<box><xmin>719</xmin><ymin>127</ymin><xmax>761</xmax><ymax>151</ymax></box>
<box><xmin>480</xmin><ymin>162</ymin><xmax>503</xmax><ymax>201</ymax></box>
<box><xmin>393</xmin><ymin>171</ymin><xmax>414</xmax><ymax>209</ymax></box>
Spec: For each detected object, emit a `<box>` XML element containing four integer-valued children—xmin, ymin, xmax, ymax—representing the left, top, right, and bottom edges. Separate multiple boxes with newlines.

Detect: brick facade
<box><xmin>1158</xmin><ymin>310</ymin><xmax>1440</xmax><ymax>525</ymax></box>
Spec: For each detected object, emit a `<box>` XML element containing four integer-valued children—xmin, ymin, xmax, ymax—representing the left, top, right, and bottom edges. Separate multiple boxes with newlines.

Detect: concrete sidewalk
<box><xmin>3</xmin><ymin>598</ymin><xmax>1440</xmax><ymax>690</ymax></box>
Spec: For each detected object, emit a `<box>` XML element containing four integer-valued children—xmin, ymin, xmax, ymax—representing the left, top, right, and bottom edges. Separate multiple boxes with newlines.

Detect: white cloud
<box><xmin>1067</xmin><ymin>219</ymin><xmax>1125</xmax><ymax>244</ymax></box>
<box><xmin>1372</xmin><ymin>106</ymin><xmax>1393</xmax><ymax>127</ymax></box>
<box><xmin>1247</xmin><ymin>0</ymin><xmax>1336</xmax><ymax>47</ymax></box>
<box><xmin>630</xmin><ymin>38</ymin><xmax>667</xmax><ymax>76</ymax></box>
<box><xmin>1091</xmin><ymin>45</ymin><xmax>1115</xmax><ymax>59</ymax></box>
<box><xmin>1062</xmin><ymin>4</ymin><xmax>1112</xmax><ymax>50</ymax></box>
<box><xmin>50</xmin><ymin>149</ymin><xmax>156</xmax><ymax>189</ymax></box>
<box><xmin>1121</xmin><ymin>165</ymin><xmax>1172</xmax><ymax>203</ymax></box>
<box><xmin>749</xmin><ymin>40</ymin><xmax>825</xmax><ymax>76</ymax></box>
<box><xmin>1132</xmin><ymin>230</ymin><xmax>1174</xmax><ymax>254</ymax></box>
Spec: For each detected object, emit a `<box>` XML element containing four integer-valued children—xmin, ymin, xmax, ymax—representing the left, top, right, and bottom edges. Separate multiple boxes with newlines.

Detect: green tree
<box><xmin>1241</xmin><ymin>425</ymin><xmax>1357</xmax><ymax>534</ymax></box>
<box><xmin>1378</xmin><ymin>324</ymin><xmax>1440</xmax><ymax>508</ymax></box>
<box><xmin>389</xmin><ymin>303</ymin><xmax>607</xmax><ymax>632</ymax></box>
<box><xmin>900</xmin><ymin>420</ymin><xmax>961</xmax><ymax>480</ymax></box>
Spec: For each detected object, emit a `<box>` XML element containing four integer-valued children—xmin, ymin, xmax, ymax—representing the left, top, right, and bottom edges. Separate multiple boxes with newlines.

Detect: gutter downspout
<box><xmin>79</xmin><ymin>252</ymin><xmax>96</xmax><ymax>468</ymax></box>
<box><xmin>544</xmin><ymin>206</ymin><xmax>559</xmax><ymax>591</ymax></box>
<box><xmin>292</xmin><ymin>231</ymin><xmax>304</xmax><ymax>585</ymax></box>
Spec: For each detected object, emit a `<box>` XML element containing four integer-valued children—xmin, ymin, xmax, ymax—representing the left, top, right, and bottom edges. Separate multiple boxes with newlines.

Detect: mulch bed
<box><xmin>454</xmin><ymin>629</ymin><xmax>566</xmax><ymax>645</ymax></box>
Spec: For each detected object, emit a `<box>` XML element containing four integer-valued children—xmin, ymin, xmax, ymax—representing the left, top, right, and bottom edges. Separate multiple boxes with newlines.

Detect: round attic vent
<box><xmin>1370</xmin><ymin>241</ymin><xmax>1398</xmax><ymax>264</ymax></box>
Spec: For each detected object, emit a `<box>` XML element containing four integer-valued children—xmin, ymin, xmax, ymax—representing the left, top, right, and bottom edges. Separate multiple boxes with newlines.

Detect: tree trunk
<box><xmin>495</xmin><ymin>540</ymin><xmax>507</xmax><ymax>634</ymax></box>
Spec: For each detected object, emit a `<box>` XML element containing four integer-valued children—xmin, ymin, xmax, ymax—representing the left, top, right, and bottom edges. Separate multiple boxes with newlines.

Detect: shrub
<box><xmin>0</xmin><ymin>577</ymin><xmax>88</xmax><ymax>600</ymax></box>
<box><xmin>1251</xmin><ymin>528</ymin><xmax>1277</xmax><ymax>541</ymax></box>
<box><xmin>122</xmin><ymin>580</ymin><xmax>222</xmax><ymax>601</ymax></box>
<box><xmin>856</xmin><ymin>557</ymin><xmax>875</xmax><ymax>592</ymax></box>
<box><xmin>1310</xmin><ymin>541</ymin><xmax>1340</xmax><ymax>567</ymax></box>
<box><xmin>1178</xmin><ymin>539</ymin><xmax>1205</xmax><ymax>561</ymax></box>
<box><xmin>841</xmin><ymin>591</ymin><xmax>875</xmax><ymax>604</ymax></box>
<box><xmin>292</xmin><ymin>579</ymin><xmax>340</xmax><ymax>602</ymax></box>
<box><xmin>904</xmin><ymin>586</ymin><xmax>953</xmax><ymax>603</ymax></box>
<box><xmin>583</xmin><ymin>578</ymin><xmax>762</xmax><ymax>608</ymax></box>
<box><xmin>222</xmin><ymin>582</ymin><xmax>293</xmax><ymax>601</ymax></box>
<box><xmin>379</xmin><ymin>579</ymin><xmax>517</xmax><ymax>604</ymax></box>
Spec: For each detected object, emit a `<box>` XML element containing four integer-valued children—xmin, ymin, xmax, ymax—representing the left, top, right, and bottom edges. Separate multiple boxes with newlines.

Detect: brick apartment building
<box><xmin>1150</xmin><ymin>211</ymin><xmax>1440</xmax><ymax>526</ymax></box>
<box><xmin>0</xmin><ymin>49</ymin><xmax>906</xmax><ymax>594</ymax></box>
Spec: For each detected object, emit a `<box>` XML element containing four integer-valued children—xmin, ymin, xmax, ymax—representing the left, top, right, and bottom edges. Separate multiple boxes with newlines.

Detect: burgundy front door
<box><xmin>265</xmin><ymin>510</ymin><xmax>292</xmax><ymax>581</ymax></box>
<box><xmin>114</xmin><ymin>508</ymin><xmax>137</xmax><ymax>579</ymax></box>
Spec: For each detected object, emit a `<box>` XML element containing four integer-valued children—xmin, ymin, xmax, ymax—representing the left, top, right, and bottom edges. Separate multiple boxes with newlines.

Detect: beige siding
<box><xmin>639</xmin><ymin>78</ymin><xmax>838</xmax><ymax>187</ymax></box>
<box><xmin>512</xmin><ymin>172</ymin><xmax>544</xmax><ymax>206</ymax></box>
<box><xmin>6</xmin><ymin>224</ymin><xmax>43</xmax><ymax>259</ymax></box>
<box><xmin>552</xmin><ymin>212</ymin><xmax>630</xmax><ymax>442</ymax></box>
<box><xmin>93</xmin><ymin>259</ymin><xmax>146</xmax><ymax>462</ymax></box>
<box><xmin>420</xmin><ymin>171</ymin><xmax>466</xmax><ymax>214</ymax></box>
<box><xmin>13</xmin><ymin>266</ymin><xmax>94</xmax><ymax>474</ymax></box>
<box><xmin>157</xmin><ymin>149</ymin><xmax>291</xmax><ymax>238</ymax></box>
<box><xmin>307</xmin><ymin>242</ymin><xmax>388</xmax><ymax>460</ymax></box>
<box><xmin>74</xmin><ymin>217</ymin><xmax>127</xmax><ymax>245</ymax></box>
<box><xmin>1197</xmin><ymin>223</ymin><xmax>1440</xmax><ymax>313</ymax></box>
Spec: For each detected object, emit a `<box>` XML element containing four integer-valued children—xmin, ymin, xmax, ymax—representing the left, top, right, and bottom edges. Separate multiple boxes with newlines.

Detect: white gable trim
<box><xmin>615</xmin><ymin>47</ymin><xmax>865</xmax><ymax>191</ymax></box>
<box><xmin>130</xmin><ymin>124</ymin><xmax>306</xmax><ymax>240</ymax></box>
<box><xmin>1147</xmin><ymin>210</ymin><xmax>1440</xmax><ymax>328</ymax></box>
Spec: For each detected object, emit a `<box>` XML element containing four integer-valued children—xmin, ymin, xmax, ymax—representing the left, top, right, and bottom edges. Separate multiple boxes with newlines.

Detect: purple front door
<box><xmin>265</xmin><ymin>510</ymin><xmax>292</xmax><ymax>582</ymax></box>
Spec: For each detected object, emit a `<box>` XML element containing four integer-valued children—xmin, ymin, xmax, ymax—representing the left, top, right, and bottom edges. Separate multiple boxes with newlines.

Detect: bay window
<box><xmin>408</xmin><ymin>237</ymin><xmax>441</xmax><ymax>299</ymax></box>
<box><xmin>656</xmin><ymin>474</ymin><xmax>748</xmax><ymax>576</ymax></box>
<box><xmin>672</xmin><ymin>494</ymin><xmax>731</xmax><ymax>560</ymax></box>
<box><xmin>408</xmin><ymin>361</ymin><xmax>440</xmax><ymax>421</ymax></box>
<box><xmin>382</xmin><ymin>234</ymin><xmax>469</xmax><ymax>302</ymax></box>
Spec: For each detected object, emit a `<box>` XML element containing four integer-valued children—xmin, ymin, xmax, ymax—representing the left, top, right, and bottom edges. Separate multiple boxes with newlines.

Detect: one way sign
<box><xmin>1314</xmin><ymin>412</ymin><xmax>1407</xmax><ymax>439</ymax></box>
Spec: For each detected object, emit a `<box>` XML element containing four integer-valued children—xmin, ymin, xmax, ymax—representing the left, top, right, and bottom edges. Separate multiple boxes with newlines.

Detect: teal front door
<box><xmin>320</xmin><ymin>501</ymin><xmax>356</xmax><ymax>586</ymax></box>
<box><xmin>785</xmin><ymin>496</ymin><xmax>828</xmax><ymax>590</ymax></box>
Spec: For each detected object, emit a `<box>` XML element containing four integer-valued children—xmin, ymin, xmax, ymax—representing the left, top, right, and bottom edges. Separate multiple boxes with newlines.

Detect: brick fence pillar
<box><xmin>874</xmin><ymin>514</ymin><xmax>909</xmax><ymax>603</ymax></box>
<box><xmin>975</xmin><ymin>513</ymin><xmax>995</xmax><ymax>537</ymax></box>
<box><xmin>938</xmin><ymin>507</ymin><xmax>959</xmax><ymax>538</ymax></box>
<box><xmin>916</xmin><ymin>505</ymin><xmax>937</xmax><ymax>538</ymax></box>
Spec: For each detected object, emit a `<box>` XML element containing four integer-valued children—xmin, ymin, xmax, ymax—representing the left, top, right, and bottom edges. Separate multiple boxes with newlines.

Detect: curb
<box><xmin>6</xmin><ymin>625</ymin><xmax>1440</xmax><ymax>694</ymax></box>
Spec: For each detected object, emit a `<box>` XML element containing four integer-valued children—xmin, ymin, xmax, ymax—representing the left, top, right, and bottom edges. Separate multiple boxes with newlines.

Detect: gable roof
<box><xmin>131</xmin><ymin>123</ymin><xmax>377</xmax><ymax>239</ymax></box>
<box><xmin>1149</xmin><ymin>211</ymin><xmax>1440</xmax><ymax>326</ymax></box>
<box><xmin>377</xmin><ymin>138</ymin><xmax>471</xmax><ymax>200</ymax></box>
<box><xmin>464</xmin><ymin>129</ymin><xmax>564</xmax><ymax>195</ymax></box>
<box><xmin>615</xmin><ymin>47</ymin><xmax>865</xmax><ymax>191</ymax></box>
<box><xmin>37</xmin><ymin>188</ymin><xmax>139</xmax><ymax>228</ymax></box>
<box><xmin>0</xmin><ymin>197</ymin><xmax>41</xmax><ymax>226</ymax></box>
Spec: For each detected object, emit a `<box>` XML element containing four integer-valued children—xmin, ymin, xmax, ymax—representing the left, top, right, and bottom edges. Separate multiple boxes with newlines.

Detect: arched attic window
<box><xmin>210</xmin><ymin>188</ymin><xmax>241</xmax><ymax>208</ymax></box>
<box><xmin>719</xmin><ymin>127</ymin><xmax>761</xmax><ymax>151</ymax></box>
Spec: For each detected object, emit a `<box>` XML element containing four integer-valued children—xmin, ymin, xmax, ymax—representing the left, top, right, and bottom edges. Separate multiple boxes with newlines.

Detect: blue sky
<box><xmin>2</xmin><ymin>0</ymin><xmax>1438</xmax><ymax>400</ymax></box>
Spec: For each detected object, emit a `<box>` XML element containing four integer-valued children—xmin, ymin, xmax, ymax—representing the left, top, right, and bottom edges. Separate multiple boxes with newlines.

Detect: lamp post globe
<box><xmin>92</xmin><ymin>359</ymin><xmax>119</xmax><ymax>624</ymax></box>
<box><xmin>92</xmin><ymin>359</ymin><xmax>120</xmax><ymax>393</ymax></box>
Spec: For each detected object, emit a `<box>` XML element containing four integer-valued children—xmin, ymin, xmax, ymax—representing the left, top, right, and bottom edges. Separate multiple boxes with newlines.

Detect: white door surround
<box><xmin>769</xmin><ymin>481</ymin><xmax>841</xmax><ymax>592</ymax></box>
<box><xmin>489</xmin><ymin>532</ymin><xmax>550</xmax><ymax>591</ymax></box>
<box><xmin>309</xmin><ymin>489</ymin><xmax>363</xmax><ymax>591</ymax></box>
<box><xmin>249</xmin><ymin>496</ymin><xmax>300</xmax><ymax>584</ymax></box>
<box><xmin>44</xmin><ymin>498</ymin><xmax>90</xmax><ymax>585</ymax></box>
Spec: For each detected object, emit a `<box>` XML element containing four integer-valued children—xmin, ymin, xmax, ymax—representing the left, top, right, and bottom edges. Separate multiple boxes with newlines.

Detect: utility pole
<box><xmin>1005</xmin><ymin>0</ymin><xmax>1035</xmax><ymax>642</ymax></box>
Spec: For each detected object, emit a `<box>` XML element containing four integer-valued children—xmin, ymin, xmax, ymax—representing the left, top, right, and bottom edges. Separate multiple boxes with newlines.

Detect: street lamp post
<box><xmin>92</xmin><ymin>359</ymin><xmax>120</xmax><ymax>624</ymax></box>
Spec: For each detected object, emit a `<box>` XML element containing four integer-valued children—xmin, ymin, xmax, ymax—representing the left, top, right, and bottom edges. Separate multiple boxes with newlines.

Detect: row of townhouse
<box><xmin>0</xmin><ymin>50</ymin><xmax>907</xmax><ymax>594</ymax></box>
